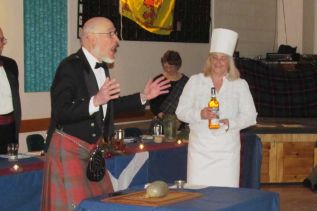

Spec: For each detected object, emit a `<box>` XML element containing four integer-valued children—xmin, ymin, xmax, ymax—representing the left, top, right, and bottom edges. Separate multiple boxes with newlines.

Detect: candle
<box><xmin>10</xmin><ymin>164</ymin><xmax>23</xmax><ymax>173</ymax></box>
<box><xmin>177</xmin><ymin>139</ymin><xmax>182</xmax><ymax>145</ymax></box>
<box><xmin>139</xmin><ymin>143</ymin><xmax>145</xmax><ymax>150</ymax></box>
<box><xmin>13</xmin><ymin>164</ymin><xmax>19</xmax><ymax>171</ymax></box>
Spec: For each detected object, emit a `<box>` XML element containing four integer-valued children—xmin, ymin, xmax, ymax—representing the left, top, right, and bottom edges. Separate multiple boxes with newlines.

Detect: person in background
<box><xmin>0</xmin><ymin>27</ymin><xmax>21</xmax><ymax>154</ymax></box>
<box><xmin>176</xmin><ymin>28</ymin><xmax>257</xmax><ymax>187</ymax></box>
<box><xmin>42</xmin><ymin>17</ymin><xmax>170</xmax><ymax>210</ymax></box>
<box><xmin>150</xmin><ymin>50</ymin><xmax>188</xmax><ymax>130</ymax></box>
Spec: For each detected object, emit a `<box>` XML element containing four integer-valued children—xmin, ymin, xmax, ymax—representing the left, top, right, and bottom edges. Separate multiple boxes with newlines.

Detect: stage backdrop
<box><xmin>24</xmin><ymin>0</ymin><xmax>67</xmax><ymax>92</ymax></box>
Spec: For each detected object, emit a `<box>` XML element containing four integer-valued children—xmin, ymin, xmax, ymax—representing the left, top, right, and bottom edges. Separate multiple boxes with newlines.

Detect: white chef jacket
<box><xmin>176</xmin><ymin>73</ymin><xmax>257</xmax><ymax>187</ymax></box>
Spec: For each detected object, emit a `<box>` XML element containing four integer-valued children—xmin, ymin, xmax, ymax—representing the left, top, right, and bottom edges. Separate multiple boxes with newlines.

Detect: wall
<box><xmin>303</xmin><ymin>0</ymin><xmax>315</xmax><ymax>53</ymax></box>
<box><xmin>313</xmin><ymin>0</ymin><xmax>317</xmax><ymax>54</ymax></box>
<box><xmin>212</xmin><ymin>0</ymin><xmax>316</xmax><ymax>56</ymax></box>
<box><xmin>0</xmin><ymin>0</ymin><xmax>209</xmax><ymax>121</ymax></box>
<box><xmin>2</xmin><ymin>0</ymin><xmax>314</xmax><ymax>122</ymax></box>
<box><xmin>0</xmin><ymin>0</ymin><xmax>51</xmax><ymax>120</ymax></box>
<box><xmin>276</xmin><ymin>0</ymin><xmax>303</xmax><ymax>53</ymax></box>
<box><xmin>213</xmin><ymin>0</ymin><xmax>277</xmax><ymax>58</ymax></box>
<box><xmin>1</xmin><ymin>0</ymin><xmax>316</xmax><ymax>152</ymax></box>
<box><xmin>1</xmin><ymin>0</ymin><xmax>209</xmax><ymax>152</ymax></box>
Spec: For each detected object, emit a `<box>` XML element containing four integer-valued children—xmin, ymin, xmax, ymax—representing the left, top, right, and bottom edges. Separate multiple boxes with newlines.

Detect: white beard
<box><xmin>102</xmin><ymin>57</ymin><xmax>115</xmax><ymax>64</ymax></box>
<box><xmin>92</xmin><ymin>46</ymin><xmax>115</xmax><ymax>64</ymax></box>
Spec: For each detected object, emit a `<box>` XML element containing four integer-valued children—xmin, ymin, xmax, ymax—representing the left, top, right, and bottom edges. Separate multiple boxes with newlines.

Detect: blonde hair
<box><xmin>203</xmin><ymin>53</ymin><xmax>240</xmax><ymax>80</ymax></box>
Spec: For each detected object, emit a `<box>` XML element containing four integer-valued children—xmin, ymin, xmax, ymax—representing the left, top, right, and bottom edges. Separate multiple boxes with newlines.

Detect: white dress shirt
<box><xmin>0</xmin><ymin>66</ymin><xmax>14</xmax><ymax>114</ymax></box>
<box><xmin>82</xmin><ymin>47</ymin><xmax>108</xmax><ymax>118</ymax></box>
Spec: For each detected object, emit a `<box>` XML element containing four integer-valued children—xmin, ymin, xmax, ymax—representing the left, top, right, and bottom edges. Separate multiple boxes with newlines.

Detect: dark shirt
<box><xmin>150</xmin><ymin>73</ymin><xmax>188</xmax><ymax>115</ymax></box>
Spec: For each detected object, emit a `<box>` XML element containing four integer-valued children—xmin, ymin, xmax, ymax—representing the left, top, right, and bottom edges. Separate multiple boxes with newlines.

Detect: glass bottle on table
<box><xmin>208</xmin><ymin>87</ymin><xmax>220</xmax><ymax>129</ymax></box>
<box><xmin>163</xmin><ymin>114</ymin><xmax>177</xmax><ymax>142</ymax></box>
<box><xmin>152</xmin><ymin>116</ymin><xmax>163</xmax><ymax>136</ymax></box>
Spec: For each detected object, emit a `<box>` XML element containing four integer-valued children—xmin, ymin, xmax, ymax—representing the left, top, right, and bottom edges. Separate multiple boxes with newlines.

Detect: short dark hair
<box><xmin>161</xmin><ymin>50</ymin><xmax>182</xmax><ymax>70</ymax></box>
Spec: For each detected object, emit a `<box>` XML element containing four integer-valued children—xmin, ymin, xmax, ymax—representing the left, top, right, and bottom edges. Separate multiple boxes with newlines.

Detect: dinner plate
<box><xmin>24</xmin><ymin>151</ymin><xmax>44</xmax><ymax>157</ymax></box>
<box><xmin>169</xmin><ymin>184</ymin><xmax>207</xmax><ymax>190</ymax></box>
<box><xmin>124</xmin><ymin>137</ymin><xmax>137</xmax><ymax>144</ymax></box>
<box><xmin>0</xmin><ymin>153</ymin><xmax>32</xmax><ymax>159</ymax></box>
<box><xmin>141</xmin><ymin>135</ymin><xmax>154</xmax><ymax>141</ymax></box>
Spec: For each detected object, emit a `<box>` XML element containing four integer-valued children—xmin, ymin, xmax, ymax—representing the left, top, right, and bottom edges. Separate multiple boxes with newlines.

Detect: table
<box><xmin>0</xmin><ymin>157</ymin><xmax>43</xmax><ymax>211</ymax></box>
<box><xmin>0</xmin><ymin>133</ymin><xmax>262</xmax><ymax>210</ymax></box>
<box><xmin>108</xmin><ymin>133</ymin><xmax>262</xmax><ymax>191</ymax></box>
<box><xmin>75</xmin><ymin>186</ymin><xmax>280</xmax><ymax>211</ymax></box>
<box><xmin>0</xmin><ymin>143</ymin><xmax>187</xmax><ymax>211</ymax></box>
<box><xmin>244</xmin><ymin>118</ymin><xmax>317</xmax><ymax>183</ymax></box>
<box><xmin>107</xmin><ymin>142</ymin><xmax>187</xmax><ymax>191</ymax></box>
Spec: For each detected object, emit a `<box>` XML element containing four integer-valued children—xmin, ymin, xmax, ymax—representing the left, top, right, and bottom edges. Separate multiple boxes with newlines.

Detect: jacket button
<box><xmin>81</xmin><ymin>98</ymin><xmax>85</xmax><ymax>101</ymax></box>
<box><xmin>92</xmin><ymin>133</ymin><xmax>96</xmax><ymax>137</ymax></box>
<box><xmin>90</xmin><ymin>122</ymin><xmax>95</xmax><ymax>127</ymax></box>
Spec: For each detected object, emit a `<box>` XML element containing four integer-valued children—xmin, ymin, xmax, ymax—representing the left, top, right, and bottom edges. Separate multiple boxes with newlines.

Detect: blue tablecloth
<box><xmin>107</xmin><ymin>133</ymin><xmax>262</xmax><ymax>191</ymax></box>
<box><xmin>0</xmin><ymin>133</ymin><xmax>262</xmax><ymax>211</ymax></box>
<box><xmin>0</xmin><ymin>146</ymin><xmax>187</xmax><ymax>211</ymax></box>
<box><xmin>240</xmin><ymin>133</ymin><xmax>262</xmax><ymax>189</ymax></box>
<box><xmin>0</xmin><ymin>157</ymin><xmax>43</xmax><ymax>211</ymax></box>
<box><xmin>75</xmin><ymin>186</ymin><xmax>280</xmax><ymax>211</ymax></box>
<box><xmin>106</xmin><ymin>145</ymin><xmax>187</xmax><ymax>191</ymax></box>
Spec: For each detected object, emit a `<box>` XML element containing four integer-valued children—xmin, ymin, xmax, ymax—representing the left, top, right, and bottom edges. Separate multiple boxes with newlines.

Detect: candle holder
<box><xmin>99</xmin><ymin>133</ymin><xmax>126</xmax><ymax>159</ymax></box>
<box><xmin>174</xmin><ymin>180</ymin><xmax>186</xmax><ymax>189</ymax></box>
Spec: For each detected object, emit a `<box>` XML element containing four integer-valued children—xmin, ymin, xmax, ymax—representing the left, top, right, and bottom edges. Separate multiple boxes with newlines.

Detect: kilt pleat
<box><xmin>41</xmin><ymin>131</ymin><xmax>113</xmax><ymax>211</ymax></box>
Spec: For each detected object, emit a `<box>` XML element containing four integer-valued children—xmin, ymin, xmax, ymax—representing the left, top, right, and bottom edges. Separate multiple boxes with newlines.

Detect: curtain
<box><xmin>24</xmin><ymin>0</ymin><xmax>67</xmax><ymax>92</ymax></box>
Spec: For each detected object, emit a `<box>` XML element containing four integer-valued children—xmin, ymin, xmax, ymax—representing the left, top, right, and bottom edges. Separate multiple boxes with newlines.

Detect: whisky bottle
<box><xmin>208</xmin><ymin>87</ymin><xmax>220</xmax><ymax>129</ymax></box>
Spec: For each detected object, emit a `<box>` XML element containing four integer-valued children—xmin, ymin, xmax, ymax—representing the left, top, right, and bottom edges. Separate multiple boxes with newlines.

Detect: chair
<box><xmin>26</xmin><ymin>134</ymin><xmax>45</xmax><ymax>152</ymax></box>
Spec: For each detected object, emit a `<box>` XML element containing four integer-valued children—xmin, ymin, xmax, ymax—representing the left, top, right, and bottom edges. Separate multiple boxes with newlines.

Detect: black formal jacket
<box><xmin>46</xmin><ymin>49</ymin><xmax>144</xmax><ymax>150</ymax></box>
<box><xmin>0</xmin><ymin>56</ymin><xmax>21</xmax><ymax>143</ymax></box>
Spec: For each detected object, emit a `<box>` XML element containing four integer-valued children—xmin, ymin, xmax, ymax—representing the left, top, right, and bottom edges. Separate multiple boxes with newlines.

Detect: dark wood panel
<box><xmin>20</xmin><ymin>110</ymin><xmax>155</xmax><ymax>133</ymax></box>
<box><xmin>20</xmin><ymin>118</ymin><xmax>50</xmax><ymax>133</ymax></box>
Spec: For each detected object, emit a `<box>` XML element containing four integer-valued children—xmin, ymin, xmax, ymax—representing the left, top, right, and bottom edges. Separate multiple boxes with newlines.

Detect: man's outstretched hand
<box><xmin>93</xmin><ymin>78</ymin><xmax>120</xmax><ymax>106</ymax></box>
<box><xmin>142</xmin><ymin>76</ymin><xmax>171</xmax><ymax>100</ymax></box>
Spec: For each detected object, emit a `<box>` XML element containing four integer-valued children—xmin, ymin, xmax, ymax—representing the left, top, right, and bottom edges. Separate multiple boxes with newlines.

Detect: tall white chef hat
<box><xmin>209</xmin><ymin>28</ymin><xmax>238</xmax><ymax>56</ymax></box>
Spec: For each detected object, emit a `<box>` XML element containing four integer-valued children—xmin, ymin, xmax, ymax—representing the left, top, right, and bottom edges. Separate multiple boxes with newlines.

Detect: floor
<box><xmin>261</xmin><ymin>184</ymin><xmax>317</xmax><ymax>211</ymax></box>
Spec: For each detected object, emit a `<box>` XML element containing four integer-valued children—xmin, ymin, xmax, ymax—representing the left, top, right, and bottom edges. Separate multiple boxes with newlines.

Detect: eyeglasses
<box><xmin>0</xmin><ymin>37</ymin><xmax>7</xmax><ymax>45</ymax></box>
<box><xmin>91</xmin><ymin>30</ymin><xmax>118</xmax><ymax>38</ymax></box>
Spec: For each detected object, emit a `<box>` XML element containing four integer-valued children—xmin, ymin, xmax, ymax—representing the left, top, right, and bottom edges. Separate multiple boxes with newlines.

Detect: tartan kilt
<box><xmin>41</xmin><ymin>130</ymin><xmax>113</xmax><ymax>211</ymax></box>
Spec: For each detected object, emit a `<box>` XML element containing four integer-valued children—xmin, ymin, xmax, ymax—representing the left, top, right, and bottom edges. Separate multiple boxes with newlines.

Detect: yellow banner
<box><xmin>120</xmin><ymin>0</ymin><xmax>175</xmax><ymax>35</ymax></box>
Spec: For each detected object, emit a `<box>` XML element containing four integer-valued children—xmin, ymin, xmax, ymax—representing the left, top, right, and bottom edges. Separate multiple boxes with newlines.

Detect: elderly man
<box><xmin>42</xmin><ymin>17</ymin><xmax>170</xmax><ymax>210</ymax></box>
<box><xmin>0</xmin><ymin>27</ymin><xmax>21</xmax><ymax>154</ymax></box>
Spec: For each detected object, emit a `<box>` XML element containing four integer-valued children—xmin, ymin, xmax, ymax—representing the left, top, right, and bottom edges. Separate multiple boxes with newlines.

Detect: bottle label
<box><xmin>211</xmin><ymin>118</ymin><xmax>219</xmax><ymax>125</ymax></box>
<box><xmin>211</xmin><ymin>108</ymin><xmax>219</xmax><ymax>118</ymax></box>
<box><xmin>210</xmin><ymin>108</ymin><xmax>219</xmax><ymax>127</ymax></box>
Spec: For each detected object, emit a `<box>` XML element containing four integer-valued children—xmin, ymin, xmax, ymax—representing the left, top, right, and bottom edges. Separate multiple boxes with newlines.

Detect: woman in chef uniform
<box><xmin>176</xmin><ymin>28</ymin><xmax>257</xmax><ymax>187</ymax></box>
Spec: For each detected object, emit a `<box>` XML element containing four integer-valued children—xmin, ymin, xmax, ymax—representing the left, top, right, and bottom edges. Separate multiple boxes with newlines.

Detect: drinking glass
<box><xmin>7</xmin><ymin>143</ymin><xmax>19</xmax><ymax>161</ymax></box>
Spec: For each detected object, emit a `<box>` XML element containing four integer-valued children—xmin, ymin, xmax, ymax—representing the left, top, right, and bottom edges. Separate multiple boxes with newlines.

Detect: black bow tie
<box><xmin>95</xmin><ymin>62</ymin><xmax>110</xmax><ymax>77</ymax></box>
<box><xmin>95</xmin><ymin>62</ymin><xmax>107</xmax><ymax>69</ymax></box>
